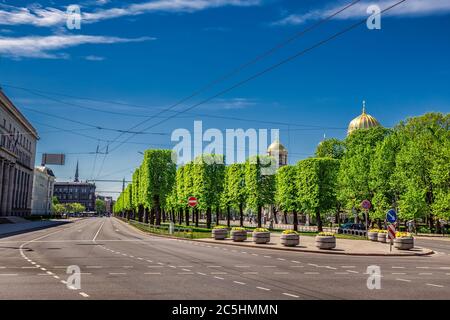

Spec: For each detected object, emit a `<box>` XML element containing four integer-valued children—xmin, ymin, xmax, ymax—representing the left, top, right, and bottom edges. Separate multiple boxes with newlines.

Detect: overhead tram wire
<box><xmin>5</xmin><ymin>83</ymin><xmax>350</xmax><ymax>130</ymax></box>
<box><xmin>108</xmin><ymin>0</ymin><xmax>408</xmax><ymax>154</ymax></box>
<box><xmin>88</xmin><ymin>0</ymin><xmax>364</xmax><ymax>159</ymax></box>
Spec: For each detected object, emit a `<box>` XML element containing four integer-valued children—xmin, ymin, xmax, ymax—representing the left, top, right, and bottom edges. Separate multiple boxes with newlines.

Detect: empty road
<box><xmin>1</xmin><ymin>217</ymin><xmax>449</xmax><ymax>300</ymax></box>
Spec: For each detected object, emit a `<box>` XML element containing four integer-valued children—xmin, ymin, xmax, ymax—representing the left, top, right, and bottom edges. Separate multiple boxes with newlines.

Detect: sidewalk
<box><xmin>0</xmin><ymin>219</ymin><xmax>71</xmax><ymax>238</ymax></box>
<box><xmin>196</xmin><ymin>233</ymin><xmax>433</xmax><ymax>256</ymax></box>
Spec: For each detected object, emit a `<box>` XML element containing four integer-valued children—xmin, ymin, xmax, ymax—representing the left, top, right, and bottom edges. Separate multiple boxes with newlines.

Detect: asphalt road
<box><xmin>1</xmin><ymin>217</ymin><xmax>449</xmax><ymax>300</ymax></box>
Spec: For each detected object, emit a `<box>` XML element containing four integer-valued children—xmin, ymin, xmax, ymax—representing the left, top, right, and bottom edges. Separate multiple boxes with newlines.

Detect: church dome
<box><xmin>267</xmin><ymin>139</ymin><xmax>287</xmax><ymax>153</ymax></box>
<box><xmin>347</xmin><ymin>101</ymin><xmax>380</xmax><ymax>135</ymax></box>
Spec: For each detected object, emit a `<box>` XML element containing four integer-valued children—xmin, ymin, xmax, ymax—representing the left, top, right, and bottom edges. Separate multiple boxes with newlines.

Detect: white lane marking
<box><xmin>40</xmin><ymin>268</ymin><xmax>47</xmax><ymax>271</ymax></box>
<box><xmin>251</xmin><ymin>254</ymin><xmax>258</xmax><ymax>256</ymax></box>
<box><xmin>129</xmin><ymin>255</ymin><xmax>134</xmax><ymax>258</ymax></box>
<box><xmin>263</xmin><ymin>266</ymin><xmax>276</xmax><ymax>268</ymax></box>
<box><xmin>79</xmin><ymin>292</ymin><xmax>89</xmax><ymax>298</ymax></box>
<box><xmin>325</xmin><ymin>266</ymin><xmax>337</xmax><ymax>270</ymax></box>
<box><xmin>233</xmin><ymin>281</ymin><xmax>246</xmax><ymax>285</ymax></box>
<box><xmin>214</xmin><ymin>276</ymin><xmax>224</xmax><ymax>280</ymax></box>
<box><xmin>38</xmin><ymin>273</ymin><xmax>51</xmax><ymax>276</ymax></box>
<box><xmin>46</xmin><ymin>271</ymin><xmax>54</xmax><ymax>275</ymax></box>
<box><xmin>392</xmin><ymin>272</ymin><xmax>406</xmax><ymax>275</ymax></box>
<box><xmin>264</xmin><ymin>256</ymin><xmax>271</xmax><ymax>258</ymax></box>
<box><xmin>148</xmin><ymin>266</ymin><xmax>163</xmax><ymax>268</ymax></box>
<box><xmin>137</xmin><ymin>257</ymin><xmax>143</xmax><ymax>260</ymax></box>
<box><xmin>178</xmin><ymin>272</ymin><xmax>194</xmax><ymax>275</ymax></box>
<box><xmin>86</xmin><ymin>266</ymin><xmax>103</xmax><ymax>269</ymax></box>
<box><xmin>256</xmin><ymin>287</ymin><xmax>270</xmax><ymax>291</ymax></box>
<box><xmin>274</xmin><ymin>272</ymin><xmax>289</xmax><ymax>275</ymax></box>
<box><xmin>53</xmin><ymin>266</ymin><xmax>67</xmax><ymax>269</ymax></box>
<box><xmin>0</xmin><ymin>267</ymin><xmax>5</xmax><ymax>269</ymax></box>
<box><xmin>169</xmin><ymin>266</ymin><xmax>176</xmax><ymax>269</ymax></box>
<box><xmin>439</xmin><ymin>267</ymin><xmax>450</xmax><ymax>270</ymax></box>
<box><xmin>207</xmin><ymin>266</ymin><xmax>222</xmax><ymax>268</ymax></box>
<box><xmin>290</xmin><ymin>265</ymin><xmax>304</xmax><ymax>268</ymax></box>
<box><xmin>0</xmin><ymin>274</ymin><xmax>18</xmax><ymax>276</ymax></box>
<box><xmin>346</xmin><ymin>270</ymin><xmax>359</xmax><ymax>274</ymax></box>
<box><xmin>304</xmin><ymin>272</ymin><xmax>320</xmax><ymax>275</ymax></box>
<box><xmin>147</xmin><ymin>260</ymin><xmax>153</xmax><ymax>263</ymax></box>
<box><xmin>53</xmin><ymin>275</ymin><xmax>60</xmax><ymax>279</ymax></box>
<box><xmin>392</xmin><ymin>266</ymin><xmax>405</xmax><ymax>269</ymax></box>
<box><xmin>60</xmin><ymin>280</ymin><xmax>67</xmax><ymax>285</ymax></box>
<box><xmin>109</xmin><ymin>273</ymin><xmax>126</xmax><ymax>275</ymax></box>
<box><xmin>291</xmin><ymin>261</ymin><xmax>300</xmax><ymax>264</ymax></box>
<box><xmin>308</xmin><ymin>263</ymin><xmax>318</xmax><ymax>267</ymax></box>
<box><xmin>182</xmin><ymin>269</ymin><xmax>191</xmax><ymax>272</ymax></box>
<box><xmin>419</xmin><ymin>273</ymin><xmax>433</xmax><ymax>275</ymax></box>
<box><xmin>197</xmin><ymin>272</ymin><xmax>207</xmax><ymax>276</ymax></box>
<box><xmin>277</xmin><ymin>258</ymin><xmax>286</xmax><ymax>261</ymax></box>
<box><xmin>144</xmin><ymin>272</ymin><xmax>161</xmax><ymax>275</ymax></box>
<box><xmin>93</xmin><ymin>219</ymin><xmax>106</xmax><ymax>241</ymax></box>
<box><xmin>396</xmin><ymin>278</ymin><xmax>411</xmax><ymax>282</ymax></box>
<box><xmin>157</xmin><ymin>262</ymin><xmax>164</xmax><ymax>265</ymax></box>
<box><xmin>416</xmin><ymin>266</ymin><xmax>430</xmax><ymax>269</ymax></box>
<box><xmin>235</xmin><ymin>265</ymin><xmax>251</xmax><ymax>268</ymax></box>
<box><xmin>122</xmin><ymin>266</ymin><xmax>133</xmax><ymax>269</ymax></box>
<box><xmin>341</xmin><ymin>266</ymin><xmax>355</xmax><ymax>268</ymax></box>
<box><xmin>283</xmin><ymin>293</ymin><xmax>299</xmax><ymax>298</ymax></box>
<box><xmin>426</xmin><ymin>283</ymin><xmax>444</xmax><ymax>288</ymax></box>
<box><xmin>211</xmin><ymin>272</ymin><xmax>227</xmax><ymax>275</ymax></box>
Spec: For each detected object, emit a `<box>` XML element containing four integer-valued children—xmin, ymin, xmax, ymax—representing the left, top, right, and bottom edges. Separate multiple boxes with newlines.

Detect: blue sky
<box><xmin>1</xmin><ymin>0</ymin><xmax>449</xmax><ymax>198</ymax></box>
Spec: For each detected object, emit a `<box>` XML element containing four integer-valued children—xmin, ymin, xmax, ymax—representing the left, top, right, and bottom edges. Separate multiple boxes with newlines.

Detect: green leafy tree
<box><xmin>139</xmin><ymin>150</ymin><xmax>176</xmax><ymax>225</ymax></box>
<box><xmin>275</xmin><ymin>165</ymin><xmax>300</xmax><ymax>230</ymax></box>
<box><xmin>222</xmin><ymin>163</ymin><xmax>246</xmax><ymax>227</ymax></box>
<box><xmin>95</xmin><ymin>199</ymin><xmax>106</xmax><ymax>214</ymax></box>
<box><xmin>297</xmin><ymin>158</ymin><xmax>339</xmax><ymax>232</ymax></box>
<box><xmin>315</xmin><ymin>138</ymin><xmax>345</xmax><ymax>159</ymax></box>
<box><xmin>245</xmin><ymin>155</ymin><xmax>276</xmax><ymax>228</ymax></box>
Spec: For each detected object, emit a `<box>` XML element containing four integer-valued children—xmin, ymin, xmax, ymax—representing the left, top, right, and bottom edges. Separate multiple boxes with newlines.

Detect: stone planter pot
<box><xmin>315</xmin><ymin>236</ymin><xmax>336</xmax><ymax>249</ymax></box>
<box><xmin>368</xmin><ymin>231</ymin><xmax>378</xmax><ymax>241</ymax></box>
<box><xmin>394</xmin><ymin>237</ymin><xmax>414</xmax><ymax>250</ymax></box>
<box><xmin>280</xmin><ymin>233</ymin><xmax>299</xmax><ymax>247</ymax></box>
<box><xmin>231</xmin><ymin>230</ymin><xmax>247</xmax><ymax>242</ymax></box>
<box><xmin>212</xmin><ymin>228</ymin><xmax>228</xmax><ymax>240</ymax></box>
<box><xmin>252</xmin><ymin>232</ymin><xmax>270</xmax><ymax>244</ymax></box>
<box><xmin>377</xmin><ymin>232</ymin><xmax>387</xmax><ymax>243</ymax></box>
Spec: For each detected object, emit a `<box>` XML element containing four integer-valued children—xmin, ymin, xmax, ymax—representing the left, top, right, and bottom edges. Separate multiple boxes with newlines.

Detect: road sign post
<box><xmin>388</xmin><ymin>224</ymin><xmax>396</xmax><ymax>252</ymax></box>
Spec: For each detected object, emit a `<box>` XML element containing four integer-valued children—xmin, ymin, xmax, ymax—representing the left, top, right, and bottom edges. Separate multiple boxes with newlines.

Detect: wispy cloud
<box><xmin>84</xmin><ymin>55</ymin><xmax>106</xmax><ymax>61</ymax></box>
<box><xmin>272</xmin><ymin>0</ymin><xmax>450</xmax><ymax>26</ymax></box>
<box><xmin>0</xmin><ymin>0</ymin><xmax>261</xmax><ymax>27</ymax></box>
<box><xmin>0</xmin><ymin>34</ymin><xmax>153</xmax><ymax>59</ymax></box>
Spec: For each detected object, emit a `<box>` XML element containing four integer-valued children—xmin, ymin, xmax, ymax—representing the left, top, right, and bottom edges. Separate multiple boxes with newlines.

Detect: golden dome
<box><xmin>347</xmin><ymin>101</ymin><xmax>380</xmax><ymax>135</ymax></box>
<box><xmin>267</xmin><ymin>139</ymin><xmax>287</xmax><ymax>153</ymax></box>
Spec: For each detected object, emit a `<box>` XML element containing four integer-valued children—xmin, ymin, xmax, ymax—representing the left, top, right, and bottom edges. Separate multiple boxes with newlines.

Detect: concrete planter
<box><xmin>394</xmin><ymin>237</ymin><xmax>414</xmax><ymax>250</ymax></box>
<box><xmin>280</xmin><ymin>233</ymin><xmax>299</xmax><ymax>247</ymax></box>
<box><xmin>231</xmin><ymin>230</ymin><xmax>247</xmax><ymax>242</ymax></box>
<box><xmin>368</xmin><ymin>231</ymin><xmax>378</xmax><ymax>241</ymax></box>
<box><xmin>377</xmin><ymin>232</ymin><xmax>387</xmax><ymax>243</ymax></box>
<box><xmin>252</xmin><ymin>232</ymin><xmax>270</xmax><ymax>244</ymax></box>
<box><xmin>315</xmin><ymin>236</ymin><xmax>336</xmax><ymax>249</ymax></box>
<box><xmin>212</xmin><ymin>228</ymin><xmax>228</xmax><ymax>240</ymax></box>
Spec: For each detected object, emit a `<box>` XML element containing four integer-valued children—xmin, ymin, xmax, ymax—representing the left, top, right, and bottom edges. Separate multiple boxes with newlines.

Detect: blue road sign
<box><xmin>386</xmin><ymin>209</ymin><xmax>397</xmax><ymax>223</ymax></box>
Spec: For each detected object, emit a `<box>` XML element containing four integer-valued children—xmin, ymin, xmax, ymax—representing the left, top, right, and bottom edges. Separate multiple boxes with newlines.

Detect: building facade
<box><xmin>31</xmin><ymin>166</ymin><xmax>55</xmax><ymax>215</ymax></box>
<box><xmin>96</xmin><ymin>195</ymin><xmax>114</xmax><ymax>214</ymax></box>
<box><xmin>53</xmin><ymin>162</ymin><xmax>96</xmax><ymax>212</ymax></box>
<box><xmin>0</xmin><ymin>89</ymin><xmax>38</xmax><ymax>217</ymax></box>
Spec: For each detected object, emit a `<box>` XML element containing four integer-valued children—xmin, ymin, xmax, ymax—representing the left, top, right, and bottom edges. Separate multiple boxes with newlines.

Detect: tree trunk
<box><xmin>283</xmin><ymin>212</ymin><xmax>288</xmax><ymax>224</ymax></box>
<box><xmin>185</xmin><ymin>208</ymin><xmax>190</xmax><ymax>226</ymax></box>
<box><xmin>316</xmin><ymin>208</ymin><xmax>323</xmax><ymax>232</ymax></box>
<box><xmin>162</xmin><ymin>209</ymin><xmax>166</xmax><ymax>223</ymax></box>
<box><xmin>149</xmin><ymin>208</ymin><xmax>155</xmax><ymax>225</ymax></box>
<box><xmin>144</xmin><ymin>207</ymin><xmax>149</xmax><ymax>224</ymax></box>
<box><xmin>206</xmin><ymin>207</ymin><xmax>212</xmax><ymax>229</ymax></box>
<box><xmin>257</xmin><ymin>205</ymin><xmax>262</xmax><ymax>228</ymax></box>
<box><xmin>293</xmin><ymin>211</ymin><xmax>298</xmax><ymax>232</ymax></box>
<box><xmin>195</xmin><ymin>209</ymin><xmax>199</xmax><ymax>227</ymax></box>
<box><xmin>179</xmin><ymin>208</ymin><xmax>183</xmax><ymax>224</ymax></box>
<box><xmin>216</xmin><ymin>207</ymin><xmax>220</xmax><ymax>226</ymax></box>
<box><xmin>239</xmin><ymin>203</ymin><xmax>244</xmax><ymax>227</ymax></box>
<box><xmin>273</xmin><ymin>207</ymin><xmax>278</xmax><ymax>224</ymax></box>
<box><xmin>227</xmin><ymin>206</ymin><xmax>231</xmax><ymax>228</ymax></box>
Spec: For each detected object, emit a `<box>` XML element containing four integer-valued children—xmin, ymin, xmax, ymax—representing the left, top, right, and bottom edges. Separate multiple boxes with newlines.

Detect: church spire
<box><xmin>74</xmin><ymin>161</ymin><xmax>79</xmax><ymax>182</ymax></box>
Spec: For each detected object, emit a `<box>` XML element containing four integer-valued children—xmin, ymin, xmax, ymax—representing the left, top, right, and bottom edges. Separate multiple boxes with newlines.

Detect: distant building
<box><xmin>0</xmin><ymin>89</ymin><xmax>38</xmax><ymax>217</ymax></box>
<box><xmin>53</xmin><ymin>162</ymin><xmax>96</xmax><ymax>211</ymax></box>
<box><xmin>267</xmin><ymin>139</ymin><xmax>288</xmax><ymax>167</ymax></box>
<box><xmin>96</xmin><ymin>195</ymin><xmax>114</xmax><ymax>214</ymax></box>
<box><xmin>31</xmin><ymin>166</ymin><xmax>55</xmax><ymax>215</ymax></box>
<box><xmin>347</xmin><ymin>101</ymin><xmax>381</xmax><ymax>135</ymax></box>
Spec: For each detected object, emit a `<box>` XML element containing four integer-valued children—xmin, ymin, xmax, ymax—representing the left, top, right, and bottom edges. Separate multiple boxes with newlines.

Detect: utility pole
<box><xmin>122</xmin><ymin>178</ymin><xmax>125</xmax><ymax>192</ymax></box>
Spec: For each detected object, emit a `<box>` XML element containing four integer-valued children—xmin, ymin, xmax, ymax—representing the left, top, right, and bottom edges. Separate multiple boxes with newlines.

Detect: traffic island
<box><xmin>194</xmin><ymin>232</ymin><xmax>434</xmax><ymax>256</ymax></box>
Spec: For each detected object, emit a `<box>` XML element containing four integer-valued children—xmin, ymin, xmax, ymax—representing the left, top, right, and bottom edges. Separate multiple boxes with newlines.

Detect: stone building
<box><xmin>31</xmin><ymin>166</ymin><xmax>55</xmax><ymax>215</ymax></box>
<box><xmin>0</xmin><ymin>89</ymin><xmax>38</xmax><ymax>216</ymax></box>
<box><xmin>53</xmin><ymin>162</ymin><xmax>96</xmax><ymax>212</ymax></box>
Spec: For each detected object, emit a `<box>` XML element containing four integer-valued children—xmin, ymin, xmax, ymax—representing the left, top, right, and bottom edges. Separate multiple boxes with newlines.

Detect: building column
<box><xmin>0</xmin><ymin>160</ymin><xmax>4</xmax><ymax>215</ymax></box>
<box><xmin>6</xmin><ymin>164</ymin><xmax>15</xmax><ymax>215</ymax></box>
<box><xmin>1</xmin><ymin>162</ymin><xmax>10</xmax><ymax>215</ymax></box>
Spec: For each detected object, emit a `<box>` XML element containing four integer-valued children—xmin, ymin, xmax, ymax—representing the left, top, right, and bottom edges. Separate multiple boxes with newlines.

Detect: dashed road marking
<box><xmin>392</xmin><ymin>272</ymin><xmax>406</xmax><ymax>275</ymax></box>
<box><xmin>109</xmin><ymin>272</ymin><xmax>126</xmax><ymax>275</ymax></box>
<box><xmin>426</xmin><ymin>283</ymin><xmax>444</xmax><ymax>288</ymax></box>
<box><xmin>277</xmin><ymin>258</ymin><xmax>286</xmax><ymax>261</ymax></box>
<box><xmin>256</xmin><ymin>287</ymin><xmax>270</xmax><ymax>291</ymax></box>
<box><xmin>235</xmin><ymin>265</ymin><xmax>250</xmax><ymax>268</ymax></box>
<box><xmin>283</xmin><ymin>293</ymin><xmax>299</xmax><ymax>298</ymax></box>
<box><xmin>419</xmin><ymin>273</ymin><xmax>433</xmax><ymax>275</ymax></box>
<box><xmin>233</xmin><ymin>281</ymin><xmax>246</xmax><ymax>285</ymax></box>
<box><xmin>79</xmin><ymin>292</ymin><xmax>89</xmax><ymax>298</ymax></box>
<box><xmin>214</xmin><ymin>276</ymin><xmax>224</xmax><ymax>280</ymax></box>
<box><xmin>346</xmin><ymin>270</ymin><xmax>359</xmax><ymax>274</ymax></box>
<box><xmin>396</xmin><ymin>278</ymin><xmax>411</xmax><ymax>282</ymax></box>
<box><xmin>304</xmin><ymin>272</ymin><xmax>319</xmax><ymax>275</ymax></box>
<box><xmin>144</xmin><ymin>272</ymin><xmax>161</xmax><ymax>275</ymax></box>
<box><xmin>0</xmin><ymin>274</ymin><xmax>18</xmax><ymax>276</ymax></box>
<box><xmin>197</xmin><ymin>272</ymin><xmax>207</xmax><ymax>276</ymax></box>
<box><xmin>392</xmin><ymin>266</ymin><xmax>405</xmax><ymax>269</ymax></box>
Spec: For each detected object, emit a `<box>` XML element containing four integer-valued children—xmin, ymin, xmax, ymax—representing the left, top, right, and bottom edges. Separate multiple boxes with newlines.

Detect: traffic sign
<box><xmin>361</xmin><ymin>200</ymin><xmax>371</xmax><ymax>210</ymax></box>
<box><xmin>386</xmin><ymin>209</ymin><xmax>397</xmax><ymax>223</ymax></box>
<box><xmin>388</xmin><ymin>224</ymin><xmax>396</xmax><ymax>240</ymax></box>
<box><xmin>188</xmin><ymin>196</ymin><xmax>198</xmax><ymax>207</ymax></box>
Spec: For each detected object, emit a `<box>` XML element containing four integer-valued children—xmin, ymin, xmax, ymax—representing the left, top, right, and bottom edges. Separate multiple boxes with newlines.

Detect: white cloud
<box><xmin>85</xmin><ymin>55</ymin><xmax>106</xmax><ymax>61</ymax></box>
<box><xmin>272</xmin><ymin>0</ymin><xmax>450</xmax><ymax>26</ymax></box>
<box><xmin>0</xmin><ymin>0</ymin><xmax>261</xmax><ymax>27</ymax></box>
<box><xmin>0</xmin><ymin>34</ymin><xmax>153</xmax><ymax>59</ymax></box>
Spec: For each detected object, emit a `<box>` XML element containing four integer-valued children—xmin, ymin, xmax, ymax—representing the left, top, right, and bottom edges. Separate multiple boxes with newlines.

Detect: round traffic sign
<box><xmin>188</xmin><ymin>196</ymin><xmax>198</xmax><ymax>207</ymax></box>
<box><xmin>361</xmin><ymin>199</ymin><xmax>371</xmax><ymax>210</ymax></box>
<box><xmin>386</xmin><ymin>209</ymin><xmax>397</xmax><ymax>223</ymax></box>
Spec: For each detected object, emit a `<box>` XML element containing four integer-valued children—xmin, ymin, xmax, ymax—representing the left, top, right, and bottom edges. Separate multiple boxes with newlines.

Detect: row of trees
<box><xmin>114</xmin><ymin>113</ymin><xmax>449</xmax><ymax>232</ymax></box>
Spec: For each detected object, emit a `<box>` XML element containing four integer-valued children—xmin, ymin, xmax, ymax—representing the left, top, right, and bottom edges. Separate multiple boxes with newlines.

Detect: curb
<box><xmin>113</xmin><ymin>218</ymin><xmax>434</xmax><ymax>257</ymax></box>
<box><xmin>0</xmin><ymin>220</ymin><xmax>71</xmax><ymax>239</ymax></box>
